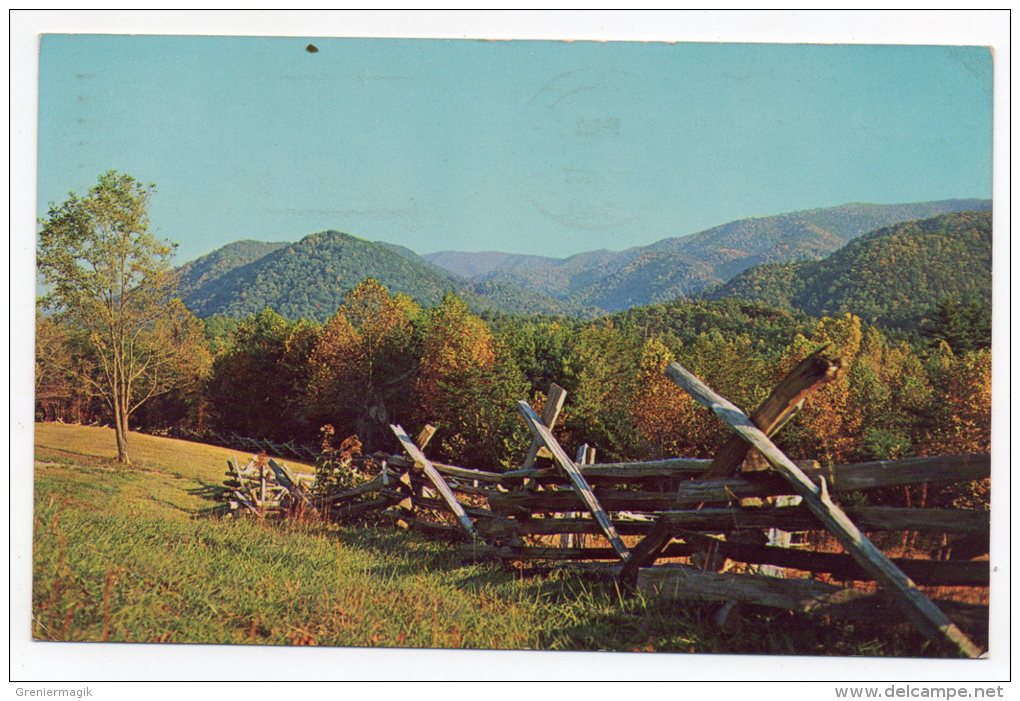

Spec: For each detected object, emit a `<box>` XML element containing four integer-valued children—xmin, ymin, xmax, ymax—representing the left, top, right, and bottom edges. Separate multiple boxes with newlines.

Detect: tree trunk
<box><xmin>113</xmin><ymin>399</ymin><xmax>131</xmax><ymax>464</ymax></box>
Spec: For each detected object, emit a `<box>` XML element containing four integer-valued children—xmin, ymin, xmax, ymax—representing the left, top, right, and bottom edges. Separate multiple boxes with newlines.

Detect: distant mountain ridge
<box><xmin>177</xmin><ymin>199</ymin><xmax>990</xmax><ymax>322</ymax></box>
<box><xmin>706</xmin><ymin>210</ymin><xmax>992</xmax><ymax>329</ymax></box>
<box><xmin>426</xmin><ymin>199</ymin><xmax>990</xmax><ymax>311</ymax></box>
<box><xmin>421</xmin><ymin>251</ymin><xmax>565</xmax><ymax>281</ymax></box>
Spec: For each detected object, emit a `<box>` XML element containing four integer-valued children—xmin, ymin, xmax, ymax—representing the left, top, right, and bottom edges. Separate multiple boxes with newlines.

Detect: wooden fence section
<box><xmin>389</xmin><ymin>423</ymin><xmax>479</xmax><ymax>538</ymax></box>
<box><xmin>220</xmin><ymin>351</ymin><xmax>991</xmax><ymax>658</ymax></box>
<box><xmin>223</xmin><ymin>455</ymin><xmax>314</xmax><ymax>517</ymax></box>
<box><xmin>660</xmin><ymin>361</ymin><xmax>979</xmax><ymax>657</ymax></box>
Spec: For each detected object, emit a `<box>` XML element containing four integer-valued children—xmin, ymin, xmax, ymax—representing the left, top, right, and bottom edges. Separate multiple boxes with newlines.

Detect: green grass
<box><xmin>33</xmin><ymin>423</ymin><xmax>942</xmax><ymax>654</ymax></box>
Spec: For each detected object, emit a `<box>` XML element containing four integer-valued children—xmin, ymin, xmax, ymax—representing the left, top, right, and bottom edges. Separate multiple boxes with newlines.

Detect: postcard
<box><xmin>13</xmin><ymin>11</ymin><xmax>1007</xmax><ymax>687</ymax></box>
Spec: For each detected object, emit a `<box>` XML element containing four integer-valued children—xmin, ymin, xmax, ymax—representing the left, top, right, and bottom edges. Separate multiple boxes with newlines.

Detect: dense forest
<box><xmin>37</xmin><ymin>275</ymin><xmax>991</xmax><ymax>508</ymax></box>
<box><xmin>177</xmin><ymin>239</ymin><xmax>289</xmax><ymax>300</ymax></box>
<box><xmin>179</xmin><ymin>230</ymin><xmax>590</xmax><ymax>322</ymax></box>
<box><xmin>36</xmin><ymin>181</ymin><xmax>993</xmax><ymax>514</ymax></box>
<box><xmin>430</xmin><ymin>199</ymin><xmax>991</xmax><ymax>311</ymax></box>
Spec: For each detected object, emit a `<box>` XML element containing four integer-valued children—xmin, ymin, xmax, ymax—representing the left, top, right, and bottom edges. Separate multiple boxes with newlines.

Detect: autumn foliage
<box><xmin>630</xmin><ymin>337</ymin><xmax>709</xmax><ymax>459</ymax></box>
<box><xmin>305</xmin><ymin>279</ymin><xmax>419</xmax><ymax>449</ymax></box>
<box><xmin>413</xmin><ymin>294</ymin><xmax>528</xmax><ymax>468</ymax></box>
<box><xmin>37</xmin><ymin>277</ymin><xmax>992</xmax><ymax>497</ymax></box>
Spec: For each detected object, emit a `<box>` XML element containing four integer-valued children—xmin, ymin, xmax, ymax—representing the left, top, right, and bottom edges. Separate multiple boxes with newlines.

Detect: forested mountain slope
<box><xmin>707</xmin><ymin>210</ymin><xmax>992</xmax><ymax>329</ymax></box>
<box><xmin>179</xmin><ymin>231</ymin><xmax>588</xmax><ymax>320</ymax></box>
<box><xmin>179</xmin><ymin>200</ymin><xmax>990</xmax><ymax>320</ymax></box>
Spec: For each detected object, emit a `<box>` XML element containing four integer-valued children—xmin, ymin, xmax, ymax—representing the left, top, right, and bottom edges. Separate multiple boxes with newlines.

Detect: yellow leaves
<box><xmin>637</xmin><ymin>336</ymin><xmax>672</xmax><ymax>374</ymax></box>
<box><xmin>812</xmin><ymin>313</ymin><xmax>863</xmax><ymax>363</ymax></box>
<box><xmin>410</xmin><ymin>294</ymin><xmax>529</xmax><ymax>467</ymax></box>
<box><xmin>415</xmin><ymin>294</ymin><xmax>498</xmax><ymax>413</ymax></box>
<box><xmin>308</xmin><ymin>312</ymin><xmax>361</xmax><ymax>393</ymax></box>
<box><xmin>342</xmin><ymin>278</ymin><xmax>416</xmax><ymax>348</ymax></box>
<box><xmin>928</xmin><ymin>349</ymin><xmax>991</xmax><ymax>455</ymax></box>
<box><xmin>774</xmin><ymin>314</ymin><xmax>866</xmax><ymax>463</ymax></box>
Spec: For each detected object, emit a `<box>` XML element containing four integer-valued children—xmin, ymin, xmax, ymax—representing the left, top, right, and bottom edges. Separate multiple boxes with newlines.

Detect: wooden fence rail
<box><xmin>218</xmin><ymin>353</ymin><xmax>990</xmax><ymax>658</ymax></box>
<box><xmin>502</xmin><ymin>453</ymin><xmax>988</xmax><ymax>488</ymax></box>
<box><xmin>475</xmin><ymin>506</ymin><xmax>988</xmax><ymax>537</ymax></box>
<box><xmin>658</xmin><ymin>360</ymin><xmax>982</xmax><ymax>658</ymax></box>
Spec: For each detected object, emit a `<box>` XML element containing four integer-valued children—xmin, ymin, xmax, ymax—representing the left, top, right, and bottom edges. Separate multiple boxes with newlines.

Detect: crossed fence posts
<box><xmin>222</xmin><ymin>352</ymin><xmax>988</xmax><ymax>658</ymax></box>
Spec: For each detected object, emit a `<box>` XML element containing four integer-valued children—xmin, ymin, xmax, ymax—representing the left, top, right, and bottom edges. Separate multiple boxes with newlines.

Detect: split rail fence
<box><xmin>220</xmin><ymin>350</ymin><xmax>991</xmax><ymax>658</ymax></box>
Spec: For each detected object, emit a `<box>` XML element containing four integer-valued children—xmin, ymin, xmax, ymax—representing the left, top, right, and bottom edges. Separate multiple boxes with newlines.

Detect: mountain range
<box><xmin>425</xmin><ymin>199</ymin><xmax>990</xmax><ymax>311</ymax></box>
<box><xmin>177</xmin><ymin>198</ymin><xmax>991</xmax><ymax>323</ymax></box>
<box><xmin>177</xmin><ymin>232</ymin><xmax>592</xmax><ymax>320</ymax></box>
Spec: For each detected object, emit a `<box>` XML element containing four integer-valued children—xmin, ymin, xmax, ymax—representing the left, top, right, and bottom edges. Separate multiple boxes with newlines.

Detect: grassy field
<box><xmin>32</xmin><ymin>422</ymin><xmax>947</xmax><ymax>655</ymax></box>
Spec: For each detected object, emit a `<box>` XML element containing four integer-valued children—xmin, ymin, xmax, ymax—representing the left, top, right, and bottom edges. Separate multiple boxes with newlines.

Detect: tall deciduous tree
<box><xmin>305</xmin><ymin>279</ymin><xmax>419</xmax><ymax>448</ymax></box>
<box><xmin>927</xmin><ymin>349</ymin><xmax>991</xmax><ymax>456</ymax></box>
<box><xmin>34</xmin><ymin>311</ymin><xmax>100</xmax><ymax>423</ymax></box>
<box><xmin>777</xmin><ymin>313</ymin><xmax>863</xmax><ymax>463</ymax></box>
<box><xmin>206</xmin><ymin>308</ymin><xmax>318</xmax><ymax>440</ymax></box>
<box><xmin>564</xmin><ymin>321</ymin><xmax>643</xmax><ymax>461</ymax></box>
<box><xmin>630</xmin><ymin>336</ymin><xmax>711</xmax><ymax>459</ymax></box>
<box><xmin>413</xmin><ymin>293</ymin><xmax>528</xmax><ymax>468</ymax></box>
<box><xmin>37</xmin><ymin>171</ymin><xmax>208</xmax><ymax>463</ymax></box>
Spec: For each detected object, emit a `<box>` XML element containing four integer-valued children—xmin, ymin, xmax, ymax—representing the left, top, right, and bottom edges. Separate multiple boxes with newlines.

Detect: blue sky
<box><xmin>37</xmin><ymin>36</ymin><xmax>992</xmax><ymax>264</ymax></box>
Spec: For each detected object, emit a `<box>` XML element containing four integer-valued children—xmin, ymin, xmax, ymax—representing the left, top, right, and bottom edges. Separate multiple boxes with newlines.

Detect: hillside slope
<box><xmin>707</xmin><ymin>210</ymin><xmax>992</xmax><ymax>329</ymax></box>
<box><xmin>180</xmin><ymin>231</ymin><xmax>465</xmax><ymax>320</ymax></box>
<box><xmin>177</xmin><ymin>240</ymin><xmax>289</xmax><ymax>299</ymax></box>
<box><xmin>178</xmin><ymin>200</ymin><xmax>991</xmax><ymax>320</ymax></box>
<box><xmin>180</xmin><ymin>231</ymin><xmax>589</xmax><ymax>321</ymax></box>
<box><xmin>32</xmin><ymin>423</ymin><xmax>956</xmax><ymax>654</ymax></box>
<box><xmin>425</xmin><ymin>249</ymin><xmax>625</xmax><ymax>299</ymax></box>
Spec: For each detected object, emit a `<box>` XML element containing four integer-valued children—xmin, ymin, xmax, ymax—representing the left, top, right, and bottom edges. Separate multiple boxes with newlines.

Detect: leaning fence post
<box><xmin>663</xmin><ymin>360</ymin><xmax>983</xmax><ymax>658</ymax></box>
<box><xmin>517</xmin><ymin>401</ymin><xmax>629</xmax><ymax>561</ymax></box>
<box><xmin>701</xmin><ymin>347</ymin><xmax>841</xmax><ymax>479</ymax></box>
<box><xmin>389</xmin><ymin>424</ymin><xmax>478</xmax><ymax>538</ymax></box>
<box><xmin>520</xmin><ymin>384</ymin><xmax>567</xmax><ymax>473</ymax></box>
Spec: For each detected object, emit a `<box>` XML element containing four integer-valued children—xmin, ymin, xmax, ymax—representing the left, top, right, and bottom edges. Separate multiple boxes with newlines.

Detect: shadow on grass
<box><xmin>186</xmin><ymin>480</ymin><xmax>252</xmax><ymax>519</ymax></box>
<box><xmin>148</xmin><ymin>496</ymin><xmax>201</xmax><ymax>516</ymax></box>
<box><xmin>188</xmin><ymin>481</ymin><xmax>228</xmax><ymax>501</ymax></box>
<box><xmin>425</xmin><ymin>553</ymin><xmax>952</xmax><ymax>656</ymax></box>
<box><xmin>542</xmin><ymin>590</ymin><xmax>955</xmax><ymax>656</ymax></box>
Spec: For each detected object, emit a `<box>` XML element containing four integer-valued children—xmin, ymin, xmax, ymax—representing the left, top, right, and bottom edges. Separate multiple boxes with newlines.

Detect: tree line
<box><xmin>35</xmin><ymin>172</ymin><xmax>991</xmax><ymax>502</ymax></box>
<box><xmin>37</xmin><ymin>275</ymin><xmax>990</xmax><ymax>485</ymax></box>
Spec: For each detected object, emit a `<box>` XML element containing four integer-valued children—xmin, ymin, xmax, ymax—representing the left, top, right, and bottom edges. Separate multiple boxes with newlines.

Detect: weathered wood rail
<box><xmin>223</xmin><ymin>455</ymin><xmax>316</xmax><ymax>517</ymax></box>
<box><xmin>475</xmin><ymin>505</ymin><xmax>988</xmax><ymax>538</ymax></box>
<box><xmin>221</xmin><ymin>351</ymin><xmax>991</xmax><ymax>658</ymax></box>
<box><xmin>486</xmin><ymin>454</ymin><xmax>990</xmax><ymax>513</ymax></box>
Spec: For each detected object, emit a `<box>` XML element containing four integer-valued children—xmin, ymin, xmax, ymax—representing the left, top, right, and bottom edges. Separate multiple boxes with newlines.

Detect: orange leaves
<box><xmin>631</xmin><ymin>337</ymin><xmax>709</xmax><ymax>459</ymax></box>
<box><xmin>777</xmin><ymin>315</ymin><xmax>863</xmax><ymax>464</ymax></box>
<box><xmin>414</xmin><ymin>294</ymin><xmax>498</xmax><ymax>422</ymax></box>
<box><xmin>341</xmin><ymin>278</ymin><xmax>416</xmax><ymax>348</ymax></box>
<box><xmin>306</xmin><ymin>311</ymin><xmax>361</xmax><ymax>414</ymax></box>
<box><xmin>412</xmin><ymin>293</ymin><xmax>528</xmax><ymax>468</ymax></box>
<box><xmin>418</xmin><ymin>296</ymin><xmax>495</xmax><ymax>381</ymax></box>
